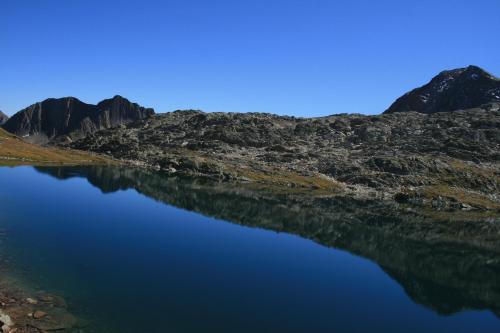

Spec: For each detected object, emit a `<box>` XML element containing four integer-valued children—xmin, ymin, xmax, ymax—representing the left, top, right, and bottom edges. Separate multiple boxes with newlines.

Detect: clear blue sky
<box><xmin>1</xmin><ymin>0</ymin><xmax>499</xmax><ymax>117</ymax></box>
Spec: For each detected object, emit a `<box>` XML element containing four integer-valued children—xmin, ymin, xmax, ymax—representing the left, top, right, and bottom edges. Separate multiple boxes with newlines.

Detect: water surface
<box><xmin>0</xmin><ymin>166</ymin><xmax>498</xmax><ymax>332</ymax></box>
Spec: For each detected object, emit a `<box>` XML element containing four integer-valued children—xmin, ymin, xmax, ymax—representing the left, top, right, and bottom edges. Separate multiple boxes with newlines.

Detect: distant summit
<box><xmin>2</xmin><ymin>95</ymin><xmax>154</xmax><ymax>143</ymax></box>
<box><xmin>0</xmin><ymin>111</ymin><xmax>8</xmax><ymax>125</ymax></box>
<box><xmin>384</xmin><ymin>65</ymin><xmax>500</xmax><ymax>114</ymax></box>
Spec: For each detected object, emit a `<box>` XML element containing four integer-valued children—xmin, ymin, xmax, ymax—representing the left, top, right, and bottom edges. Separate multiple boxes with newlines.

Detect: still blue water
<box><xmin>0</xmin><ymin>166</ymin><xmax>498</xmax><ymax>332</ymax></box>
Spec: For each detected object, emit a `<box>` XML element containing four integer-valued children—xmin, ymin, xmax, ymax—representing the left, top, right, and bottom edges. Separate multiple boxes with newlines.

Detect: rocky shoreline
<box><xmin>0</xmin><ymin>283</ymin><xmax>77</xmax><ymax>333</ymax></box>
<box><xmin>0</xmin><ymin>232</ymin><xmax>79</xmax><ymax>332</ymax></box>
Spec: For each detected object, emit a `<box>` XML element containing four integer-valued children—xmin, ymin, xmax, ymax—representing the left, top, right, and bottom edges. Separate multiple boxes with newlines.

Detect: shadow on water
<box><xmin>34</xmin><ymin>165</ymin><xmax>500</xmax><ymax>319</ymax></box>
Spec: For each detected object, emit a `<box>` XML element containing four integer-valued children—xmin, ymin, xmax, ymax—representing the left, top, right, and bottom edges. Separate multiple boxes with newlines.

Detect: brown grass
<box><xmin>166</xmin><ymin>149</ymin><xmax>343</xmax><ymax>192</ymax></box>
<box><xmin>0</xmin><ymin>128</ymin><xmax>111</xmax><ymax>166</ymax></box>
<box><xmin>235</xmin><ymin>167</ymin><xmax>343</xmax><ymax>192</ymax></box>
<box><xmin>421</xmin><ymin>184</ymin><xmax>500</xmax><ymax>210</ymax></box>
<box><xmin>447</xmin><ymin>159</ymin><xmax>500</xmax><ymax>184</ymax></box>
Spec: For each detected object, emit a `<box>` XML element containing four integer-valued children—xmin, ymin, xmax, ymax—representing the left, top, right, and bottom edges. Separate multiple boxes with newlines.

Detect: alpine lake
<box><xmin>0</xmin><ymin>166</ymin><xmax>499</xmax><ymax>333</ymax></box>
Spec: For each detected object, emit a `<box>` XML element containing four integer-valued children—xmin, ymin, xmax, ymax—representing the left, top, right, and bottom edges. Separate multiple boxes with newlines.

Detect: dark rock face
<box><xmin>385</xmin><ymin>65</ymin><xmax>500</xmax><ymax>114</ymax></box>
<box><xmin>0</xmin><ymin>111</ymin><xmax>8</xmax><ymax>125</ymax></box>
<box><xmin>2</xmin><ymin>95</ymin><xmax>154</xmax><ymax>143</ymax></box>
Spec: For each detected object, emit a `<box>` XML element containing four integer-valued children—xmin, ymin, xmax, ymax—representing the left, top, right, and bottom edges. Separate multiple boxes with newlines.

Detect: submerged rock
<box><xmin>32</xmin><ymin>311</ymin><xmax>45</xmax><ymax>320</ymax></box>
<box><xmin>0</xmin><ymin>282</ymin><xmax>77</xmax><ymax>332</ymax></box>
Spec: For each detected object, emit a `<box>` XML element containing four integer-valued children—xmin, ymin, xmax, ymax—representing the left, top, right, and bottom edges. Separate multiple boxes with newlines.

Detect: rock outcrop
<box><xmin>70</xmin><ymin>107</ymin><xmax>500</xmax><ymax>210</ymax></box>
<box><xmin>384</xmin><ymin>65</ymin><xmax>500</xmax><ymax>114</ymax></box>
<box><xmin>2</xmin><ymin>95</ymin><xmax>154</xmax><ymax>143</ymax></box>
<box><xmin>0</xmin><ymin>111</ymin><xmax>8</xmax><ymax>125</ymax></box>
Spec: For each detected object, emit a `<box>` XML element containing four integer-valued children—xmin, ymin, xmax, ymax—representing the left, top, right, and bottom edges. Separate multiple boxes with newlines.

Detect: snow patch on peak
<box><xmin>435</xmin><ymin>76</ymin><xmax>454</xmax><ymax>93</ymax></box>
<box><xmin>420</xmin><ymin>93</ymin><xmax>430</xmax><ymax>103</ymax></box>
<box><xmin>488</xmin><ymin>88</ymin><xmax>500</xmax><ymax>99</ymax></box>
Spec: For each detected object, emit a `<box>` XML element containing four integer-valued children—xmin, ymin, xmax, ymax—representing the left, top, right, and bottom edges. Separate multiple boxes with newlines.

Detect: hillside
<box><xmin>0</xmin><ymin>128</ymin><xmax>109</xmax><ymax>166</ymax></box>
<box><xmin>70</xmin><ymin>107</ymin><xmax>500</xmax><ymax>210</ymax></box>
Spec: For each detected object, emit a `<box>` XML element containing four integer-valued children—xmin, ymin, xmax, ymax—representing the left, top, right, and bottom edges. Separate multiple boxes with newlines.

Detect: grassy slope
<box><xmin>0</xmin><ymin>128</ymin><xmax>110</xmax><ymax>166</ymax></box>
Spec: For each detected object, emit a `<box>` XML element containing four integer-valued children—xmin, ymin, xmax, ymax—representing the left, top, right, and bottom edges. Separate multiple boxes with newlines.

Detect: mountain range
<box><xmin>2</xmin><ymin>65</ymin><xmax>500</xmax><ymax>144</ymax></box>
<box><xmin>2</xmin><ymin>95</ymin><xmax>154</xmax><ymax>144</ymax></box>
<box><xmin>1</xmin><ymin>65</ymin><xmax>499</xmax><ymax>213</ymax></box>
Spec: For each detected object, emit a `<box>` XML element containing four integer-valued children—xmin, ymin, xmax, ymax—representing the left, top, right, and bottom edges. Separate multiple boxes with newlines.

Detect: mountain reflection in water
<box><xmin>35</xmin><ymin>166</ymin><xmax>500</xmax><ymax>318</ymax></box>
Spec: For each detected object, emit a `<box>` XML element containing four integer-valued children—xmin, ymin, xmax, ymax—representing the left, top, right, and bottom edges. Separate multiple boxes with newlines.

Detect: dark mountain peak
<box><xmin>96</xmin><ymin>95</ymin><xmax>154</xmax><ymax>120</ymax></box>
<box><xmin>433</xmin><ymin>65</ymin><xmax>497</xmax><ymax>84</ymax></box>
<box><xmin>98</xmin><ymin>95</ymin><xmax>127</xmax><ymax>104</ymax></box>
<box><xmin>97</xmin><ymin>95</ymin><xmax>137</xmax><ymax>110</ymax></box>
<box><xmin>463</xmin><ymin>65</ymin><xmax>498</xmax><ymax>79</ymax></box>
<box><xmin>2</xmin><ymin>96</ymin><xmax>155</xmax><ymax>143</ymax></box>
<box><xmin>37</xmin><ymin>96</ymin><xmax>91</xmax><ymax>108</ymax></box>
<box><xmin>385</xmin><ymin>65</ymin><xmax>500</xmax><ymax>114</ymax></box>
<box><xmin>41</xmin><ymin>96</ymin><xmax>81</xmax><ymax>102</ymax></box>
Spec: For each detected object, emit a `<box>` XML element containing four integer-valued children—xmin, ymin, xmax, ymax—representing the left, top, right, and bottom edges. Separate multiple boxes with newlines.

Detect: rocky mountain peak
<box><xmin>384</xmin><ymin>65</ymin><xmax>500</xmax><ymax>114</ymax></box>
<box><xmin>431</xmin><ymin>65</ymin><xmax>496</xmax><ymax>86</ymax></box>
<box><xmin>97</xmin><ymin>95</ymin><xmax>148</xmax><ymax>111</ymax></box>
<box><xmin>2</xmin><ymin>96</ymin><xmax>154</xmax><ymax>143</ymax></box>
<box><xmin>98</xmin><ymin>95</ymin><xmax>127</xmax><ymax>105</ymax></box>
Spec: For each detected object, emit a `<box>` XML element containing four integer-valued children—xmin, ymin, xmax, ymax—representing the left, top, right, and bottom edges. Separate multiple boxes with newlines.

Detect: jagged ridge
<box><xmin>2</xmin><ymin>95</ymin><xmax>154</xmax><ymax>143</ymax></box>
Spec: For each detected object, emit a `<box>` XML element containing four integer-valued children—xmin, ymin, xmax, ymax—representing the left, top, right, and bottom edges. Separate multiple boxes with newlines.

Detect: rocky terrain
<box><xmin>0</xmin><ymin>285</ymin><xmax>77</xmax><ymax>333</ymax></box>
<box><xmin>3</xmin><ymin>65</ymin><xmax>500</xmax><ymax>211</ymax></box>
<box><xmin>385</xmin><ymin>65</ymin><xmax>500</xmax><ymax>114</ymax></box>
<box><xmin>70</xmin><ymin>105</ymin><xmax>500</xmax><ymax>211</ymax></box>
<box><xmin>2</xmin><ymin>95</ymin><xmax>154</xmax><ymax>144</ymax></box>
<box><xmin>0</xmin><ymin>112</ymin><xmax>8</xmax><ymax>126</ymax></box>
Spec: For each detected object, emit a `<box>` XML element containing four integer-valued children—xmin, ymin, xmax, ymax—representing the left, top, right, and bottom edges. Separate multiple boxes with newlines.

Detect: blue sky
<box><xmin>1</xmin><ymin>0</ymin><xmax>499</xmax><ymax>117</ymax></box>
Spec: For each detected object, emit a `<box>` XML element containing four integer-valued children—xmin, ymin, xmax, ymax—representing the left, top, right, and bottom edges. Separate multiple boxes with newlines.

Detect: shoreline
<box><xmin>0</xmin><ymin>277</ymin><xmax>79</xmax><ymax>332</ymax></box>
<box><xmin>32</xmin><ymin>165</ymin><xmax>500</xmax><ymax>253</ymax></box>
<box><xmin>1</xmin><ymin>159</ymin><xmax>499</xmax><ymax>248</ymax></box>
<box><xmin>0</xmin><ymin>164</ymin><xmax>499</xmax><ymax>330</ymax></box>
<box><xmin>0</xmin><ymin>231</ymin><xmax>80</xmax><ymax>332</ymax></box>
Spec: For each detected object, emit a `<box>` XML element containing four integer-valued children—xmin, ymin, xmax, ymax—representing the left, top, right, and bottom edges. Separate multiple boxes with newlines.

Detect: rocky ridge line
<box><xmin>2</xmin><ymin>95</ymin><xmax>154</xmax><ymax>144</ymax></box>
<box><xmin>384</xmin><ymin>65</ymin><xmax>500</xmax><ymax>114</ymax></box>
